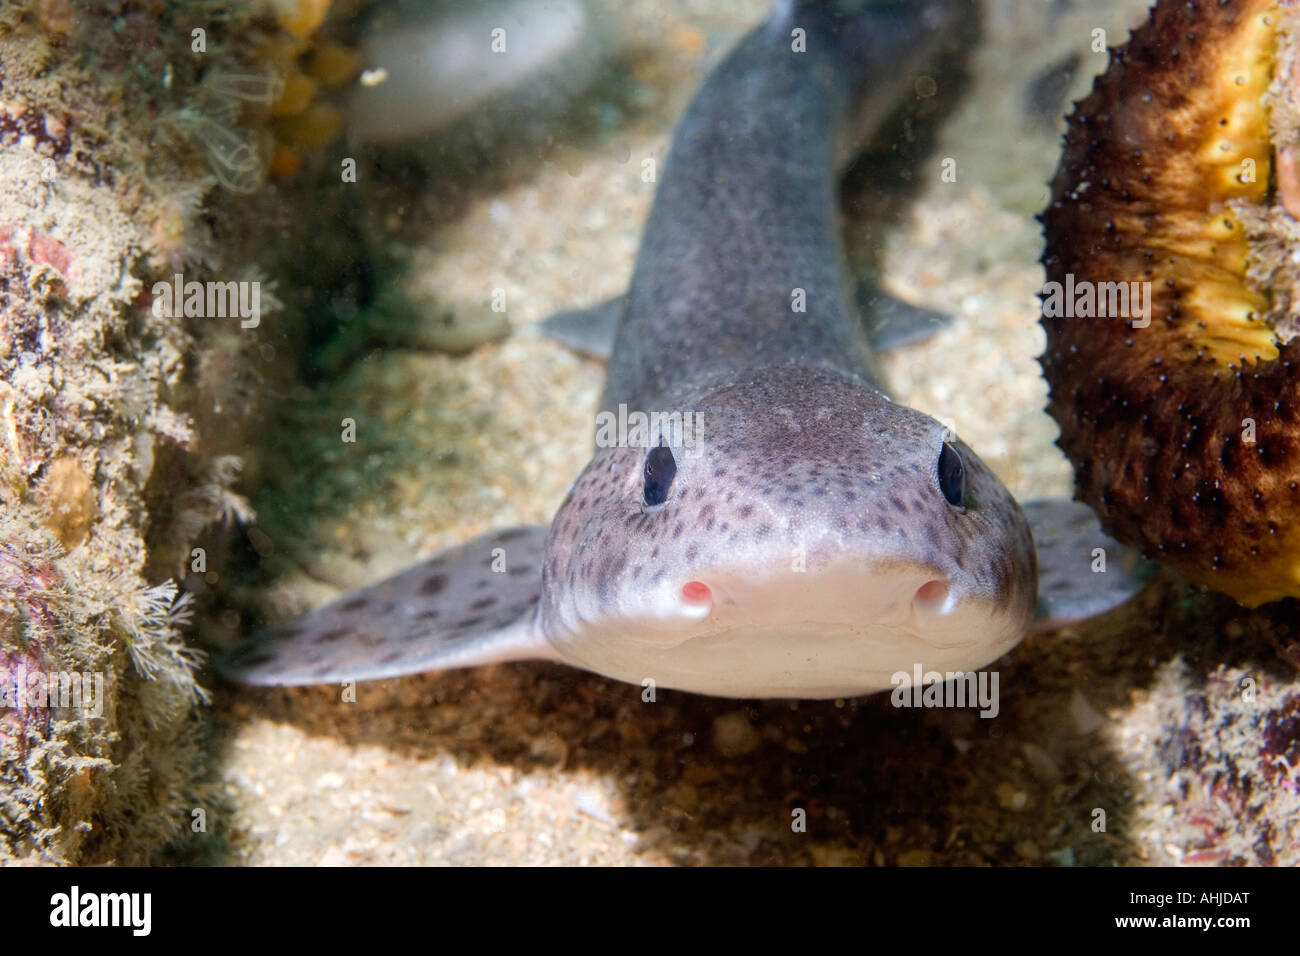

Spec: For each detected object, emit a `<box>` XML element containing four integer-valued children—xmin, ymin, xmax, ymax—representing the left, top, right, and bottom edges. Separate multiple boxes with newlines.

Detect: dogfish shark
<box><xmin>221</xmin><ymin>0</ymin><xmax>1153</xmax><ymax>698</ymax></box>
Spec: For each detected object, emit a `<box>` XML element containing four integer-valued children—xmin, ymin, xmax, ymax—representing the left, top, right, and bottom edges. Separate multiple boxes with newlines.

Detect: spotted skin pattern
<box><xmin>223</xmin><ymin>527</ymin><xmax>557</xmax><ymax>684</ymax></box>
<box><xmin>543</xmin><ymin>370</ymin><xmax>1035</xmax><ymax>645</ymax></box>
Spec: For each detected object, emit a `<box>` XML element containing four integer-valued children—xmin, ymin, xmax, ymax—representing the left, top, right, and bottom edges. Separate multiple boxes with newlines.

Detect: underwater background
<box><xmin>1</xmin><ymin>0</ymin><xmax>1298</xmax><ymax>865</ymax></box>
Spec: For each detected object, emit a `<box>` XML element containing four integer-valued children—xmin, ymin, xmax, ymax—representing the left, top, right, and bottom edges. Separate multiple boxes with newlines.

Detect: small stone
<box><xmin>528</xmin><ymin>732</ymin><xmax>568</xmax><ymax>766</ymax></box>
<box><xmin>1014</xmin><ymin>840</ymin><xmax>1041</xmax><ymax>861</ymax></box>
<box><xmin>1021</xmin><ymin>741</ymin><xmax>1062</xmax><ymax>784</ymax></box>
<box><xmin>897</xmin><ymin>848</ymin><xmax>933</xmax><ymax>866</ymax></box>
<box><xmin>995</xmin><ymin>781</ymin><xmax>1029</xmax><ymax>811</ymax></box>
<box><xmin>457</xmin><ymin>723</ymin><xmax>482</xmax><ymax>742</ymax></box>
<box><xmin>668</xmin><ymin>783</ymin><xmax>698</xmax><ymax>811</ymax></box>
<box><xmin>1069</xmin><ymin>688</ymin><xmax>1107</xmax><ymax>735</ymax></box>
<box><xmin>711</xmin><ymin>710</ymin><xmax>760</xmax><ymax>757</ymax></box>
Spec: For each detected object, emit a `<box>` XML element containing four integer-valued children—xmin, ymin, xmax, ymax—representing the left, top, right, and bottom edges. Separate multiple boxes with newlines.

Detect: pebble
<box><xmin>1014</xmin><ymin>840</ymin><xmax>1041</xmax><ymax>861</ymax></box>
<box><xmin>1069</xmin><ymin>688</ymin><xmax>1107</xmax><ymax>735</ymax></box>
<box><xmin>1020</xmin><ymin>741</ymin><xmax>1062</xmax><ymax>784</ymax></box>
<box><xmin>712</xmin><ymin>710</ymin><xmax>761</xmax><ymax>757</ymax></box>
<box><xmin>995</xmin><ymin>782</ymin><xmax>1029</xmax><ymax>811</ymax></box>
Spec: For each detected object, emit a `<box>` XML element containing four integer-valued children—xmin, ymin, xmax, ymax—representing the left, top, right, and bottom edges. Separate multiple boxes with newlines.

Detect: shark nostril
<box><xmin>913</xmin><ymin>579</ymin><xmax>954</xmax><ymax>615</ymax></box>
<box><xmin>678</xmin><ymin>580</ymin><xmax>713</xmax><ymax>620</ymax></box>
<box><xmin>682</xmin><ymin>581</ymin><xmax>712</xmax><ymax>604</ymax></box>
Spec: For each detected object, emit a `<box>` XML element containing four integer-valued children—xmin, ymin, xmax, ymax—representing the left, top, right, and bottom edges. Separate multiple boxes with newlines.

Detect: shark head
<box><xmin>539</xmin><ymin>367</ymin><xmax>1037</xmax><ymax>698</ymax></box>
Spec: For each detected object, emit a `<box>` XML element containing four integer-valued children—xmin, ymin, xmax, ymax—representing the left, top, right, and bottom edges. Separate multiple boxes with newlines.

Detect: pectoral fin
<box><xmin>541</xmin><ymin>285</ymin><xmax>953</xmax><ymax>360</ymax></box>
<box><xmin>1023</xmin><ymin>498</ymin><xmax>1158</xmax><ymax>632</ymax></box>
<box><xmin>858</xmin><ymin>283</ymin><xmax>954</xmax><ymax>350</ymax></box>
<box><xmin>539</xmin><ymin>295</ymin><xmax>625</xmax><ymax>359</ymax></box>
<box><xmin>217</xmin><ymin>525</ymin><xmax>559</xmax><ymax>686</ymax></box>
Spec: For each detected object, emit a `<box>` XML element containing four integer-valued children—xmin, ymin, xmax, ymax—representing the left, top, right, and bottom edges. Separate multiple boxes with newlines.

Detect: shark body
<box><xmin>221</xmin><ymin>0</ymin><xmax>1149</xmax><ymax>698</ymax></box>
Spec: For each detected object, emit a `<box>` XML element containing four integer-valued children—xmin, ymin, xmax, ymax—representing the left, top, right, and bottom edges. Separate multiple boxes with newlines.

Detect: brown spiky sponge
<box><xmin>1041</xmin><ymin>0</ymin><xmax>1300</xmax><ymax>606</ymax></box>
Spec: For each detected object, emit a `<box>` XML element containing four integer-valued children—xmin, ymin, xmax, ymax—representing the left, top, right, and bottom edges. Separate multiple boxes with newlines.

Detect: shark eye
<box><xmin>643</xmin><ymin>444</ymin><xmax>677</xmax><ymax>508</ymax></box>
<box><xmin>938</xmin><ymin>442</ymin><xmax>965</xmax><ymax>509</ymax></box>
